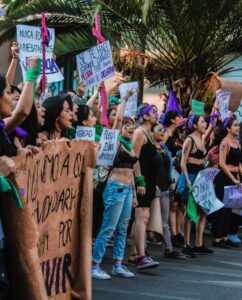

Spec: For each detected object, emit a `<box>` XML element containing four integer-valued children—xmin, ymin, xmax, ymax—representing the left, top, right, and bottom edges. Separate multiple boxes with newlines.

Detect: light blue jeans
<box><xmin>92</xmin><ymin>179</ymin><xmax>133</xmax><ymax>263</ymax></box>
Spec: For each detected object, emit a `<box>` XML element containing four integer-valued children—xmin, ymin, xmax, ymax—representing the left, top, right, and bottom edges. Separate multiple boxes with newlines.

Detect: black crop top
<box><xmin>113</xmin><ymin>146</ymin><xmax>138</xmax><ymax>169</ymax></box>
<box><xmin>188</xmin><ymin>136</ymin><xmax>207</xmax><ymax>159</ymax></box>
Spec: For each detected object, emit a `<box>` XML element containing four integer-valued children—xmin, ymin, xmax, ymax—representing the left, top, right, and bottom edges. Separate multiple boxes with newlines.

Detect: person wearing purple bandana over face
<box><xmin>176</xmin><ymin>113</ymin><xmax>214</xmax><ymax>258</ymax></box>
<box><xmin>129</xmin><ymin>103</ymin><xmax>160</xmax><ymax>270</ymax></box>
<box><xmin>212</xmin><ymin>115</ymin><xmax>242</xmax><ymax>249</ymax></box>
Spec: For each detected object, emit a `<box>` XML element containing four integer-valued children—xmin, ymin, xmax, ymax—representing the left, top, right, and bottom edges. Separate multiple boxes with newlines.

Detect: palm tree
<box><xmin>1</xmin><ymin>0</ymin><xmax>242</xmax><ymax>107</ymax></box>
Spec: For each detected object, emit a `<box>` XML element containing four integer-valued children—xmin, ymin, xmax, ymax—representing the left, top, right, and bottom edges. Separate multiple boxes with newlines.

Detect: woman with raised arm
<box><xmin>212</xmin><ymin>116</ymin><xmax>241</xmax><ymax>248</ymax></box>
<box><xmin>176</xmin><ymin>114</ymin><xmax>213</xmax><ymax>258</ymax></box>
<box><xmin>92</xmin><ymin>90</ymin><xmax>138</xmax><ymax>280</ymax></box>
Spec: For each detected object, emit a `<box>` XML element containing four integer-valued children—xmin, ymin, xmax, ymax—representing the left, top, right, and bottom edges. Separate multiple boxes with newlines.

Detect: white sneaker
<box><xmin>92</xmin><ymin>267</ymin><xmax>111</xmax><ymax>280</ymax></box>
<box><xmin>111</xmin><ymin>265</ymin><xmax>135</xmax><ymax>278</ymax></box>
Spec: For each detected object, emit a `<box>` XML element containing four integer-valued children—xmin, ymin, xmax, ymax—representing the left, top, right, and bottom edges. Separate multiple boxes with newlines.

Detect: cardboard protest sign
<box><xmin>223</xmin><ymin>185</ymin><xmax>242</xmax><ymax>209</ymax></box>
<box><xmin>75</xmin><ymin>126</ymin><xmax>96</xmax><ymax>141</ymax></box>
<box><xmin>192</xmin><ymin>168</ymin><xmax>224</xmax><ymax>214</ymax></box>
<box><xmin>0</xmin><ymin>140</ymin><xmax>98</xmax><ymax>300</ymax></box>
<box><xmin>16</xmin><ymin>25</ymin><xmax>64</xmax><ymax>83</ymax></box>
<box><xmin>76</xmin><ymin>41</ymin><xmax>115</xmax><ymax>88</ymax></box>
<box><xmin>191</xmin><ymin>99</ymin><xmax>204</xmax><ymax>116</ymax></box>
<box><xmin>216</xmin><ymin>89</ymin><xmax>231</xmax><ymax>121</ymax></box>
<box><xmin>96</xmin><ymin>128</ymin><xmax>119</xmax><ymax>166</ymax></box>
<box><xmin>119</xmin><ymin>81</ymin><xmax>139</xmax><ymax>117</ymax></box>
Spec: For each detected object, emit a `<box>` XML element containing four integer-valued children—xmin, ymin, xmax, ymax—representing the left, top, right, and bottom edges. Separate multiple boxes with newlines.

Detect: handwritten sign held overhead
<box><xmin>76</xmin><ymin>41</ymin><xmax>115</xmax><ymax>88</ymax></box>
<box><xmin>96</xmin><ymin>128</ymin><xmax>119</xmax><ymax>166</ymax></box>
<box><xmin>119</xmin><ymin>81</ymin><xmax>139</xmax><ymax>117</ymax></box>
<box><xmin>192</xmin><ymin>168</ymin><xmax>224</xmax><ymax>214</ymax></box>
<box><xmin>75</xmin><ymin>126</ymin><xmax>96</xmax><ymax>141</ymax></box>
<box><xmin>216</xmin><ymin>89</ymin><xmax>231</xmax><ymax>121</ymax></box>
<box><xmin>16</xmin><ymin>24</ymin><xmax>64</xmax><ymax>83</ymax></box>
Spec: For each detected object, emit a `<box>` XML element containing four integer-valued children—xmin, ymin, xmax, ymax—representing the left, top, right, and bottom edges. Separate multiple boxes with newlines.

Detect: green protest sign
<box><xmin>192</xmin><ymin>99</ymin><xmax>204</xmax><ymax>116</ymax></box>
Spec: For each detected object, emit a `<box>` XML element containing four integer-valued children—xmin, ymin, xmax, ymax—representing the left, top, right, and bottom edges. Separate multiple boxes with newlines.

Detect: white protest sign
<box><xmin>235</xmin><ymin>100</ymin><xmax>242</xmax><ymax>123</ymax></box>
<box><xmin>96</xmin><ymin>128</ymin><xmax>119</xmax><ymax>166</ymax></box>
<box><xmin>76</xmin><ymin>41</ymin><xmax>115</xmax><ymax>88</ymax></box>
<box><xmin>223</xmin><ymin>185</ymin><xmax>242</xmax><ymax>209</ymax></box>
<box><xmin>16</xmin><ymin>25</ymin><xmax>64</xmax><ymax>83</ymax></box>
<box><xmin>75</xmin><ymin>126</ymin><xmax>96</xmax><ymax>141</ymax></box>
<box><xmin>216</xmin><ymin>89</ymin><xmax>232</xmax><ymax>121</ymax></box>
<box><xmin>119</xmin><ymin>81</ymin><xmax>139</xmax><ymax>117</ymax></box>
<box><xmin>192</xmin><ymin>168</ymin><xmax>224</xmax><ymax>214</ymax></box>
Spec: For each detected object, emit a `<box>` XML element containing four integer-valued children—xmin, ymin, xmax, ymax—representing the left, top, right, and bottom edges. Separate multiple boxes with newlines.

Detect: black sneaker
<box><xmin>212</xmin><ymin>240</ymin><xmax>231</xmax><ymax>249</ymax></box>
<box><xmin>193</xmin><ymin>244</ymin><xmax>214</xmax><ymax>254</ymax></box>
<box><xmin>177</xmin><ymin>233</ymin><xmax>184</xmax><ymax>243</ymax></box>
<box><xmin>172</xmin><ymin>235</ymin><xmax>182</xmax><ymax>248</ymax></box>
<box><xmin>182</xmin><ymin>246</ymin><xmax>196</xmax><ymax>258</ymax></box>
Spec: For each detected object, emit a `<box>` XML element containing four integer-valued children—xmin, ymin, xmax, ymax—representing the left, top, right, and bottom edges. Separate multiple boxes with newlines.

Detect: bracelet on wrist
<box><xmin>135</xmin><ymin>175</ymin><xmax>146</xmax><ymax>187</ymax></box>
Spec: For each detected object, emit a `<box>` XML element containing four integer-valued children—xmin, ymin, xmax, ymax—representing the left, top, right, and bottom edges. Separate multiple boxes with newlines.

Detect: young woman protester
<box><xmin>92</xmin><ymin>117</ymin><xmax>138</xmax><ymax>280</ymax></box>
<box><xmin>129</xmin><ymin>103</ymin><xmax>160</xmax><ymax>270</ymax></box>
<box><xmin>212</xmin><ymin>116</ymin><xmax>241</xmax><ymax>248</ymax></box>
<box><xmin>176</xmin><ymin>114</ymin><xmax>214</xmax><ymax>258</ymax></box>
<box><xmin>152</xmin><ymin>122</ymin><xmax>185</xmax><ymax>259</ymax></box>
<box><xmin>92</xmin><ymin>90</ymin><xmax>137</xmax><ymax>280</ymax></box>
<box><xmin>41</xmin><ymin>94</ymin><xmax>73</xmax><ymax>140</ymax></box>
<box><xmin>0</xmin><ymin>56</ymin><xmax>40</xmax><ymax>298</ymax></box>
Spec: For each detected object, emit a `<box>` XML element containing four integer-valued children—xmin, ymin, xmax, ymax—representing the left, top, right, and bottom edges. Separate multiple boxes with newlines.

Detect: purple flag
<box><xmin>166</xmin><ymin>90</ymin><xmax>183</xmax><ymax>116</ymax></box>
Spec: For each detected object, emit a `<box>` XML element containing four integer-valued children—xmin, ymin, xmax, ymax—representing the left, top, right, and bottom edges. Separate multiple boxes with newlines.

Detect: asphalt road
<box><xmin>93</xmin><ymin>232</ymin><xmax>242</xmax><ymax>300</ymax></box>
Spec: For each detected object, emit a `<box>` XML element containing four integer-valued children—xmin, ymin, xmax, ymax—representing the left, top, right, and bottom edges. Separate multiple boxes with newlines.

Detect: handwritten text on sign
<box><xmin>13</xmin><ymin>141</ymin><xmax>96</xmax><ymax>299</ymax></box>
<box><xmin>216</xmin><ymin>89</ymin><xmax>231</xmax><ymax>121</ymax></box>
<box><xmin>75</xmin><ymin>126</ymin><xmax>96</xmax><ymax>141</ymax></box>
<box><xmin>193</xmin><ymin>168</ymin><xmax>224</xmax><ymax>214</ymax></box>
<box><xmin>76</xmin><ymin>41</ymin><xmax>115</xmax><ymax>88</ymax></box>
<box><xmin>96</xmin><ymin>128</ymin><xmax>119</xmax><ymax>166</ymax></box>
<box><xmin>119</xmin><ymin>81</ymin><xmax>139</xmax><ymax>118</ymax></box>
<box><xmin>224</xmin><ymin>185</ymin><xmax>242</xmax><ymax>209</ymax></box>
<box><xmin>16</xmin><ymin>24</ymin><xmax>64</xmax><ymax>83</ymax></box>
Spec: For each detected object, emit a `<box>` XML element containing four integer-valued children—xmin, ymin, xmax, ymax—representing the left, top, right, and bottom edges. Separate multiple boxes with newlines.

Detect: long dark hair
<box><xmin>213</xmin><ymin>116</ymin><xmax>237</xmax><ymax>146</ymax></box>
<box><xmin>42</xmin><ymin>94</ymin><xmax>72</xmax><ymax>134</ymax></box>
<box><xmin>75</xmin><ymin>105</ymin><xmax>90</xmax><ymax>126</ymax></box>
<box><xmin>0</xmin><ymin>75</ymin><xmax>6</xmax><ymax>98</ymax></box>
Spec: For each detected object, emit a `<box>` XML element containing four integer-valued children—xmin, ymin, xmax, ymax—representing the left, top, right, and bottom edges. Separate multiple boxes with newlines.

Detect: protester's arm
<box><xmin>86</xmin><ymin>83</ymin><xmax>103</xmax><ymax>108</ymax></box>
<box><xmin>0</xmin><ymin>156</ymin><xmax>15</xmax><ymax>177</ymax></box>
<box><xmin>180</xmin><ymin>138</ymin><xmax>192</xmax><ymax>186</ymax></box>
<box><xmin>6</xmin><ymin>42</ymin><xmax>19</xmax><ymax>86</ymax></box>
<box><xmin>219</xmin><ymin>141</ymin><xmax>240</xmax><ymax>185</ymax></box>
<box><xmin>133</xmin><ymin>129</ymin><xmax>146</xmax><ymax>196</ymax></box>
<box><xmin>112</xmin><ymin>89</ymin><xmax>134</xmax><ymax>129</ymax></box>
<box><xmin>5</xmin><ymin>57</ymin><xmax>40</xmax><ymax>134</ymax></box>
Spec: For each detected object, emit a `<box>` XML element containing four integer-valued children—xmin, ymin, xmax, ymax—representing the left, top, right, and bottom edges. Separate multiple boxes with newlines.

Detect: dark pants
<box><xmin>229</xmin><ymin>213</ymin><xmax>242</xmax><ymax>235</ymax></box>
<box><xmin>212</xmin><ymin>207</ymin><xmax>231</xmax><ymax>239</ymax></box>
<box><xmin>92</xmin><ymin>190</ymin><xmax>104</xmax><ymax>238</ymax></box>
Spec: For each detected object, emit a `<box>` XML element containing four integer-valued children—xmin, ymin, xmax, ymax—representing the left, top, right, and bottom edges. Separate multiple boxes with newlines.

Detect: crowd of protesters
<box><xmin>0</xmin><ymin>42</ymin><xmax>242</xmax><ymax>296</ymax></box>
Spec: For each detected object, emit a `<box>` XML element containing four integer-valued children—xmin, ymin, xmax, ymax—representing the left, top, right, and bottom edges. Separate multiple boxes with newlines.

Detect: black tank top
<box><xmin>226</xmin><ymin>146</ymin><xmax>241</xmax><ymax>167</ymax></box>
<box><xmin>113</xmin><ymin>146</ymin><xmax>138</xmax><ymax>169</ymax></box>
<box><xmin>139</xmin><ymin>131</ymin><xmax>157</xmax><ymax>189</ymax></box>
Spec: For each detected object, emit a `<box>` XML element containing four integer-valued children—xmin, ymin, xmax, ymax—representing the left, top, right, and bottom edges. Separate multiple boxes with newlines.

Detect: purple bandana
<box><xmin>210</xmin><ymin>112</ymin><xmax>221</xmax><ymax>128</ymax></box>
<box><xmin>223</xmin><ymin>116</ymin><xmax>233</xmax><ymax>129</ymax></box>
<box><xmin>188</xmin><ymin>113</ymin><xmax>196</xmax><ymax>131</ymax></box>
<box><xmin>137</xmin><ymin>105</ymin><xmax>154</xmax><ymax>120</ymax></box>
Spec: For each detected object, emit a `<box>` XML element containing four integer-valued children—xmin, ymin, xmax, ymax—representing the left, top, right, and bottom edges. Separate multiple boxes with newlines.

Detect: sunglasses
<box><xmin>154</xmin><ymin>127</ymin><xmax>166</xmax><ymax>133</ymax></box>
